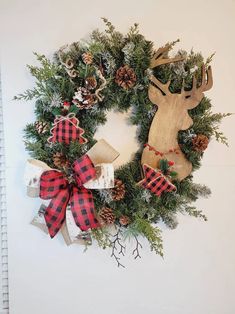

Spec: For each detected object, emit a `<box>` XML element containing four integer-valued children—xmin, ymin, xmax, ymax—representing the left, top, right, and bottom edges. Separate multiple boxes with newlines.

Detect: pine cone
<box><xmin>115</xmin><ymin>65</ymin><xmax>136</xmax><ymax>89</ymax></box>
<box><xmin>82</xmin><ymin>52</ymin><xmax>93</xmax><ymax>65</ymax></box>
<box><xmin>85</xmin><ymin>76</ymin><xmax>97</xmax><ymax>90</ymax></box>
<box><xmin>99</xmin><ymin>207</ymin><xmax>115</xmax><ymax>225</ymax></box>
<box><xmin>111</xmin><ymin>179</ymin><xmax>125</xmax><ymax>201</ymax></box>
<box><xmin>52</xmin><ymin>152</ymin><xmax>69</xmax><ymax>169</ymax></box>
<box><xmin>192</xmin><ymin>134</ymin><xmax>209</xmax><ymax>152</ymax></box>
<box><xmin>35</xmin><ymin>121</ymin><xmax>48</xmax><ymax>134</ymax></box>
<box><xmin>72</xmin><ymin>87</ymin><xmax>96</xmax><ymax>109</ymax></box>
<box><xmin>119</xmin><ymin>215</ymin><xmax>130</xmax><ymax>226</ymax></box>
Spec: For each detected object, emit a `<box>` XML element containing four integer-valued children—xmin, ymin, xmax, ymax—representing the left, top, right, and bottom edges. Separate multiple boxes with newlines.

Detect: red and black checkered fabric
<box><xmin>70</xmin><ymin>186</ymin><xmax>98</xmax><ymax>231</ymax></box>
<box><xmin>71</xmin><ymin>155</ymin><xmax>98</xmax><ymax>230</ymax></box>
<box><xmin>40</xmin><ymin>170</ymin><xmax>68</xmax><ymax>199</ymax></box>
<box><xmin>73</xmin><ymin>155</ymin><xmax>96</xmax><ymax>186</ymax></box>
<box><xmin>39</xmin><ymin>154</ymin><xmax>99</xmax><ymax>238</ymax></box>
<box><xmin>139</xmin><ymin>164</ymin><xmax>176</xmax><ymax>197</ymax></box>
<box><xmin>48</xmin><ymin>114</ymin><xmax>87</xmax><ymax>145</ymax></box>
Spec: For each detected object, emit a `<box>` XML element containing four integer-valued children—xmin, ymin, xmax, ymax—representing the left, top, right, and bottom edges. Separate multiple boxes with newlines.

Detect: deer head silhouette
<box><xmin>141</xmin><ymin>45</ymin><xmax>213</xmax><ymax>181</ymax></box>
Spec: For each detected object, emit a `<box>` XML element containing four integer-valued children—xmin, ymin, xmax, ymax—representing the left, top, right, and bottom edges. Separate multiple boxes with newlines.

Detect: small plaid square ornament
<box><xmin>138</xmin><ymin>164</ymin><xmax>176</xmax><ymax>197</ymax></box>
<box><xmin>48</xmin><ymin>113</ymin><xmax>87</xmax><ymax>145</ymax></box>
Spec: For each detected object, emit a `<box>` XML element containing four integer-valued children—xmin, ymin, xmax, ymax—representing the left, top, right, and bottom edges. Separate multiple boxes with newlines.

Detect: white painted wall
<box><xmin>1</xmin><ymin>0</ymin><xmax>235</xmax><ymax>313</ymax></box>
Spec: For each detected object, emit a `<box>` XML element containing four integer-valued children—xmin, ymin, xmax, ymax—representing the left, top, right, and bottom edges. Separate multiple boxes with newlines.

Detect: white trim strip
<box><xmin>0</xmin><ymin>73</ymin><xmax>9</xmax><ymax>313</ymax></box>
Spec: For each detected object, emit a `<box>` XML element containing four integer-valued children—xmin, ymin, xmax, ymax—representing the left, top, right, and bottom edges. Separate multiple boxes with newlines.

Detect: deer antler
<box><xmin>149</xmin><ymin>75</ymin><xmax>171</xmax><ymax>95</ymax></box>
<box><xmin>150</xmin><ymin>43</ymin><xmax>185</xmax><ymax>69</ymax></box>
<box><xmin>183</xmin><ymin>64</ymin><xmax>213</xmax><ymax>109</ymax></box>
<box><xmin>149</xmin><ymin>43</ymin><xmax>185</xmax><ymax>98</ymax></box>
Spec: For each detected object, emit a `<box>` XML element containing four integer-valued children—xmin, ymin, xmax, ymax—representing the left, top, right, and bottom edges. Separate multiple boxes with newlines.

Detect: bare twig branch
<box><xmin>132</xmin><ymin>235</ymin><xmax>143</xmax><ymax>259</ymax></box>
<box><xmin>111</xmin><ymin>227</ymin><xmax>126</xmax><ymax>268</ymax></box>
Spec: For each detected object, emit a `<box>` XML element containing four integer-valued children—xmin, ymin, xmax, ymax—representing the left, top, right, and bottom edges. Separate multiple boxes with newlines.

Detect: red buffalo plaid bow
<box><xmin>138</xmin><ymin>164</ymin><xmax>176</xmax><ymax>197</ymax></box>
<box><xmin>40</xmin><ymin>154</ymin><xmax>99</xmax><ymax>238</ymax></box>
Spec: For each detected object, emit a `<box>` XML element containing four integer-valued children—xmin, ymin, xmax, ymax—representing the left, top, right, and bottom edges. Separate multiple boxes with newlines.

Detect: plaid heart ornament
<box><xmin>138</xmin><ymin>164</ymin><xmax>176</xmax><ymax>197</ymax></box>
<box><xmin>48</xmin><ymin>113</ymin><xmax>87</xmax><ymax>145</ymax></box>
<box><xmin>39</xmin><ymin>154</ymin><xmax>99</xmax><ymax>238</ymax></box>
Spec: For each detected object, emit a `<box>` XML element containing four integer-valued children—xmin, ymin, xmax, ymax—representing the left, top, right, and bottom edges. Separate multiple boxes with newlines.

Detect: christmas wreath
<box><xmin>15</xmin><ymin>19</ymin><xmax>230</xmax><ymax>267</ymax></box>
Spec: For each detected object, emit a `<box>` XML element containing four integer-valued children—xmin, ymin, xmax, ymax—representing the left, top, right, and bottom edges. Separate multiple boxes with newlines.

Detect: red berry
<box><xmin>63</xmin><ymin>101</ymin><xmax>70</xmax><ymax>108</ymax></box>
<box><xmin>168</xmin><ymin>161</ymin><xmax>174</xmax><ymax>166</ymax></box>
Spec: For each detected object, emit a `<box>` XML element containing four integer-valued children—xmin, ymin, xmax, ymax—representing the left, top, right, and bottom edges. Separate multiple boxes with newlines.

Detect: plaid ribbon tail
<box><xmin>44</xmin><ymin>188</ymin><xmax>70</xmax><ymax>238</ymax></box>
<box><xmin>70</xmin><ymin>186</ymin><xmax>100</xmax><ymax>231</ymax></box>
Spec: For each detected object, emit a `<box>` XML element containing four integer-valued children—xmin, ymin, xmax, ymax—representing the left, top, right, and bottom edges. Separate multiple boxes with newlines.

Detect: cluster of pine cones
<box><xmin>98</xmin><ymin>179</ymin><xmax>130</xmax><ymax>226</ymax></box>
<box><xmin>99</xmin><ymin>207</ymin><xmax>130</xmax><ymax>226</ymax></box>
<box><xmin>111</xmin><ymin>179</ymin><xmax>125</xmax><ymax>201</ymax></box>
<box><xmin>71</xmin><ymin>52</ymin><xmax>97</xmax><ymax>110</ymax></box>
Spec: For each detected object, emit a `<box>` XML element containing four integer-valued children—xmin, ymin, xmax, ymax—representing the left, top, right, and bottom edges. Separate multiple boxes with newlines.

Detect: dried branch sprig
<box><xmin>132</xmin><ymin>235</ymin><xmax>143</xmax><ymax>259</ymax></box>
<box><xmin>111</xmin><ymin>227</ymin><xmax>126</xmax><ymax>268</ymax></box>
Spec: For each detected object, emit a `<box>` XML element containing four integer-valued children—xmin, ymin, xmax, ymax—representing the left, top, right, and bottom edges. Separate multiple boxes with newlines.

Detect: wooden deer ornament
<box><xmin>141</xmin><ymin>45</ymin><xmax>213</xmax><ymax>181</ymax></box>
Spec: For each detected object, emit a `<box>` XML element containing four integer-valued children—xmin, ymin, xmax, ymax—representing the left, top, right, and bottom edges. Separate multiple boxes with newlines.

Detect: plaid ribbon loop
<box><xmin>40</xmin><ymin>154</ymin><xmax>99</xmax><ymax>238</ymax></box>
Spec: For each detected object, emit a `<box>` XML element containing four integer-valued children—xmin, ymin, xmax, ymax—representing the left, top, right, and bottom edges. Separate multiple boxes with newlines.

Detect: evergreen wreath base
<box><xmin>15</xmin><ymin>19</ymin><xmax>230</xmax><ymax>266</ymax></box>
